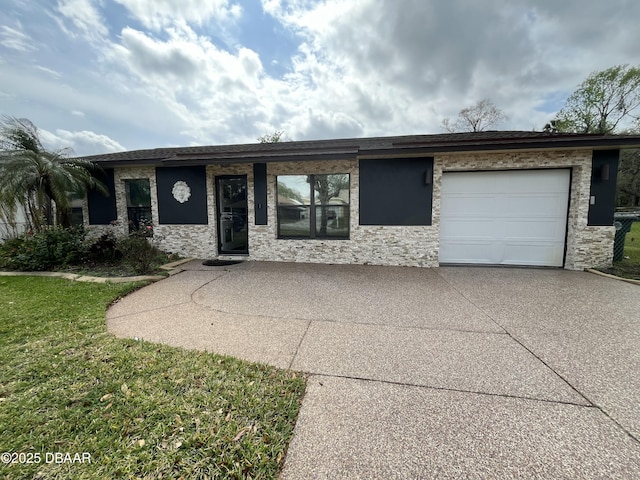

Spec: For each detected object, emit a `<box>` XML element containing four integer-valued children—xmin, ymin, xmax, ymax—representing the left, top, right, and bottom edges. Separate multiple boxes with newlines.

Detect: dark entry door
<box><xmin>216</xmin><ymin>175</ymin><xmax>248</xmax><ymax>254</ymax></box>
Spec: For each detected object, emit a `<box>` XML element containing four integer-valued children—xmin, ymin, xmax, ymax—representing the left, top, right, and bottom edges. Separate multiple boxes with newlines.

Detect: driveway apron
<box><xmin>106</xmin><ymin>261</ymin><xmax>640</xmax><ymax>479</ymax></box>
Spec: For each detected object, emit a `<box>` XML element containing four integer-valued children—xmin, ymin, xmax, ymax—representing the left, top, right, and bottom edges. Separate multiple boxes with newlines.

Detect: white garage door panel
<box><xmin>442</xmin><ymin>241</ymin><xmax>495</xmax><ymax>264</ymax></box>
<box><xmin>505</xmin><ymin>194</ymin><xmax>568</xmax><ymax>216</ymax></box>
<box><xmin>440</xmin><ymin>218</ymin><xmax>494</xmax><ymax>237</ymax></box>
<box><xmin>503</xmin><ymin>243</ymin><xmax>564</xmax><ymax>266</ymax></box>
<box><xmin>502</xmin><ymin>219</ymin><xmax>566</xmax><ymax>238</ymax></box>
<box><xmin>443</xmin><ymin>195</ymin><xmax>499</xmax><ymax>215</ymax></box>
<box><xmin>440</xmin><ymin>170</ymin><xmax>570</xmax><ymax>267</ymax></box>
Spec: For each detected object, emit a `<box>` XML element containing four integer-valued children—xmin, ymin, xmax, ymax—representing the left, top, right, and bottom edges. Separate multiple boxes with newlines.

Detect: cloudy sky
<box><xmin>1</xmin><ymin>0</ymin><xmax>639</xmax><ymax>156</ymax></box>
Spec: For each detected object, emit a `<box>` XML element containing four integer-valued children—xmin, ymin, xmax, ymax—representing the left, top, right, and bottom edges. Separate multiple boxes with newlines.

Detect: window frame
<box><xmin>124</xmin><ymin>178</ymin><xmax>152</xmax><ymax>232</ymax></box>
<box><xmin>276</xmin><ymin>173</ymin><xmax>350</xmax><ymax>240</ymax></box>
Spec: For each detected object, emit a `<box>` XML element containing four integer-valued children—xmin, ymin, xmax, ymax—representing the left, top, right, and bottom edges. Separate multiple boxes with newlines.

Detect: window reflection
<box><xmin>125</xmin><ymin>179</ymin><xmax>152</xmax><ymax>232</ymax></box>
<box><xmin>277</xmin><ymin>174</ymin><xmax>349</xmax><ymax>239</ymax></box>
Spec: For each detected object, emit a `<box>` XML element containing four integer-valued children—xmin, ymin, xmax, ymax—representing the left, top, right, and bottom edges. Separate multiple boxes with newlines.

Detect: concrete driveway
<box><xmin>106</xmin><ymin>261</ymin><xmax>640</xmax><ymax>479</ymax></box>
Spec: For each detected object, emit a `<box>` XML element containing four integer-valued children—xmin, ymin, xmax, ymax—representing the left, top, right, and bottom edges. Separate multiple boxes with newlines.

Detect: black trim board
<box><xmin>253</xmin><ymin>163</ymin><xmax>268</xmax><ymax>225</ymax></box>
<box><xmin>588</xmin><ymin>150</ymin><xmax>619</xmax><ymax>226</ymax></box>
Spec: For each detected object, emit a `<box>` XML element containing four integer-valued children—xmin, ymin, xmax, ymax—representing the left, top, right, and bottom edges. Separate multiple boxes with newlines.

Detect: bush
<box><xmin>0</xmin><ymin>226</ymin><xmax>86</xmax><ymax>271</ymax></box>
<box><xmin>0</xmin><ymin>222</ymin><xmax>172</xmax><ymax>276</ymax></box>
<box><xmin>117</xmin><ymin>229</ymin><xmax>161</xmax><ymax>275</ymax></box>
<box><xmin>86</xmin><ymin>230</ymin><xmax>121</xmax><ymax>263</ymax></box>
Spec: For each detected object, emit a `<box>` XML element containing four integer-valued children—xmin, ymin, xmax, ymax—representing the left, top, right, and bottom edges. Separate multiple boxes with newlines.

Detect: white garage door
<box><xmin>439</xmin><ymin>169</ymin><xmax>570</xmax><ymax>267</ymax></box>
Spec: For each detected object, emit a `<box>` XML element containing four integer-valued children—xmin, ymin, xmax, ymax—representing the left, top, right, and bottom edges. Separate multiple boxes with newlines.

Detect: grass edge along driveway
<box><xmin>0</xmin><ymin>277</ymin><xmax>306</xmax><ymax>479</ymax></box>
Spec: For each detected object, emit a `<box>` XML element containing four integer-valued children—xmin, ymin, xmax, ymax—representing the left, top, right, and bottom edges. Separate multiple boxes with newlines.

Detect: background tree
<box><xmin>551</xmin><ymin>65</ymin><xmax>640</xmax><ymax>134</ymax></box>
<box><xmin>617</xmin><ymin>148</ymin><xmax>640</xmax><ymax>207</ymax></box>
<box><xmin>0</xmin><ymin>115</ymin><xmax>107</xmax><ymax>231</ymax></box>
<box><xmin>442</xmin><ymin>98</ymin><xmax>507</xmax><ymax>133</ymax></box>
<box><xmin>258</xmin><ymin>130</ymin><xmax>284</xmax><ymax>143</ymax></box>
<box><xmin>549</xmin><ymin>65</ymin><xmax>640</xmax><ymax>207</ymax></box>
<box><xmin>312</xmin><ymin>174</ymin><xmax>349</xmax><ymax>235</ymax></box>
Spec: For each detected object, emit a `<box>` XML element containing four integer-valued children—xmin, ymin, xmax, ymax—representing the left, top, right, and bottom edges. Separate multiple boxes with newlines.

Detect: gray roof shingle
<box><xmin>78</xmin><ymin>131</ymin><xmax>640</xmax><ymax>166</ymax></box>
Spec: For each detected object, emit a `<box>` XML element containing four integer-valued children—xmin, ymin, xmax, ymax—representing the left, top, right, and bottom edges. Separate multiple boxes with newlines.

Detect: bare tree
<box><xmin>258</xmin><ymin>130</ymin><xmax>284</xmax><ymax>143</ymax></box>
<box><xmin>442</xmin><ymin>99</ymin><xmax>507</xmax><ymax>133</ymax></box>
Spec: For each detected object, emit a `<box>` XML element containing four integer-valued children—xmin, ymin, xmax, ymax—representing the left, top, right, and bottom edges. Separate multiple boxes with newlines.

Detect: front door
<box><xmin>216</xmin><ymin>175</ymin><xmax>249</xmax><ymax>254</ymax></box>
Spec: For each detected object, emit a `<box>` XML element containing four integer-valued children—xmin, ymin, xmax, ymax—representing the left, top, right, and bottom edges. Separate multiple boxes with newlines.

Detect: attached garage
<box><xmin>439</xmin><ymin>169</ymin><xmax>570</xmax><ymax>267</ymax></box>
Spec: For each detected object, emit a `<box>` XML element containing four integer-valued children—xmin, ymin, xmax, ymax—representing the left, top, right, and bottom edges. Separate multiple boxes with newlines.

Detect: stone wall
<box><xmin>87</xmin><ymin>149</ymin><xmax>614</xmax><ymax>270</ymax></box>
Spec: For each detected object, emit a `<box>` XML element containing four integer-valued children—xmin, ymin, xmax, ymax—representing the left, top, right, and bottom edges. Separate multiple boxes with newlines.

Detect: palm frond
<box><xmin>1</xmin><ymin>116</ymin><xmax>108</xmax><ymax>229</ymax></box>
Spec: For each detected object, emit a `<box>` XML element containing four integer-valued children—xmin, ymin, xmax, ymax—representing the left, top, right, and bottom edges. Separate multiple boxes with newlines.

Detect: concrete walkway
<box><xmin>106</xmin><ymin>260</ymin><xmax>640</xmax><ymax>479</ymax></box>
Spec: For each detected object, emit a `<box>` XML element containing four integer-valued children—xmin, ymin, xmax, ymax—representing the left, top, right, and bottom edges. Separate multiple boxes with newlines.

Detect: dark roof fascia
<box><xmin>358</xmin><ymin>135</ymin><xmax>640</xmax><ymax>157</ymax></box>
<box><xmin>171</xmin><ymin>143</ymin><xmax>360</xmax><ymax>158</ymax></box>
<box><xmin>160</xmin><ymin>150</ymin><xmax>359</xmax><ymax>166</ymax></box>
<box><xmin>86</xmin><ymin>132</ymin><xmax>640</xmax><ymax>167</ymax></box>
<box><xmin>95</xmin><ymin>158</ymin><xmax>166</xmax><ymax>167</ymax></box>
<box><xmin>94</xmin><ymin>150</ymin><xmax>358</xmax><ymax>167</ymax></box>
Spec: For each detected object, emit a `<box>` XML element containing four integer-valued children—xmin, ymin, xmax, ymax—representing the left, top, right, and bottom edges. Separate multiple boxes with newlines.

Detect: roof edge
<box><xmin>80</xmin><ymin>131</ymin><xmax>640</xmax><ymax>166</ymax></box>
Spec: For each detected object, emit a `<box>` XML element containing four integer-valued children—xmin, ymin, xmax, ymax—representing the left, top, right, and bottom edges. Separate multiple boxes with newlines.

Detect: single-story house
<box><xmin>80</xmin><ymin>131</ymin><xmax>640</xmax><ymax>270</ymax></box>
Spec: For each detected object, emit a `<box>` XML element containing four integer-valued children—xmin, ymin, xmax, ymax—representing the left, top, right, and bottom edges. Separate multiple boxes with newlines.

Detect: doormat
<box><xmin>202</xmin><ymin>259</ymin><xmax>244</xmax><ymax>267</ymax></box>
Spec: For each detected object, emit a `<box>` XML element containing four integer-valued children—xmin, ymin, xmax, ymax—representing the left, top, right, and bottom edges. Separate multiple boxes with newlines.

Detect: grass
<box><xmin>0</xmin><ymin>277</ymin><xmax>306</xmax><ymax>479</ymax></box>
<box><xmin>598</xmin><ymin>221</ymin><xmax>640</xmax><ymax>280</ymax></box>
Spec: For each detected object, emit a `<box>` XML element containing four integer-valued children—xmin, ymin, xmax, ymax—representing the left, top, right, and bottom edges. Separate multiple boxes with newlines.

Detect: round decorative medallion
<box><xmin>172</xmin><ymin>181</ymin><xmax>191</xmax><ymax>203</ymax></box>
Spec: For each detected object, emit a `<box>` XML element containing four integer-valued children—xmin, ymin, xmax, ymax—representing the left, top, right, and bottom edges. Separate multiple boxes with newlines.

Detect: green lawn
<box><xmin>602</xmin><ymin>221</ymin><xmax>640</xmax><ymax>280</ymax></box>
<box><xmin>622</xmin><ymin>221</ymin><xmax>640</xmax><ymax>263</ymax></box>
<box><xmin>0</xmin><ymin>277</ymin><xmax>305</xmax><ymax>479</ymax></box>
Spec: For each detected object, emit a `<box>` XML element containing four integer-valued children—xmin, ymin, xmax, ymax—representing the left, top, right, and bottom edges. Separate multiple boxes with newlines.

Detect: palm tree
<box><xmin>0</xmin><ymin>115</ymin><xmax>107</xmax><ymax>231</ymax></box>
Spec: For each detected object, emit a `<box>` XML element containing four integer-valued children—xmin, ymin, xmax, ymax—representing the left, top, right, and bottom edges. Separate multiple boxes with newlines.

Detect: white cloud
<box><xmin>34</xmin><ymin>65</ymin><xmax>62</xmax><ymax>78</ymax></box>
<box><xmin>259</xmin><ymin>0</ymin><xmax>640</xmax><ymax>135</ymax></box>
<box><xmin>56</xmin><ymin>0</ymin><xmax>109</xmax><ymax>43</ymax></box>
<box><xmin>113</xmin><ymin>0</ymin><xmax>242</xmax><ymax>30</ymax></box>
<box><xmin>40</xmin><ymin>128</ymin><xmax>126</xmax><ymax>156</ymax></box>
<box><xmin>108</xmin><ymin>23</ymin><xmax>272</xmax><ymax>143</ymax></box>
<box><xmin>4</xmin><ymin>0</ymin><xmax>640</xmax><ymax>153</ymax></box>
<box><xmin>0</xmin><ymin>24</ymin><xmax>36</xmax><ymax>52</ymax></box>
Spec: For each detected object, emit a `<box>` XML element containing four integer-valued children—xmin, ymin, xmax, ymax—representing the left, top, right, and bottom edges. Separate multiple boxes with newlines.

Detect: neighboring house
<box><xmin>80</xmin><ymin>131</ymin><xmax>640</xmax><ymax>270</ymax></box>
<box><xmin>0</xmin><ymin>205</ymin><xmax>29</xmax><ymax>240</ymax></box>
<box><xmin>0</xmin><ymin>196</ymin><xmax>85</xmax><ymax>239</ymax></box>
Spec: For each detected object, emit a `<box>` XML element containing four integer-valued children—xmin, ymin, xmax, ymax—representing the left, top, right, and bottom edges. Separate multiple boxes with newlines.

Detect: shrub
<box><xmin>0</xmin><ymin>226</ymin><xmax>86</xmax><ymax>271</ymax></box>
<box><xmin>117</xmin><ymin>226</ymin><xmax>161</xmax><ymax>275</ymax></box>
<box><xmin>86</xmin><ymin>230</ymin><xmax>121</xmax><ymax>263</ymax></box>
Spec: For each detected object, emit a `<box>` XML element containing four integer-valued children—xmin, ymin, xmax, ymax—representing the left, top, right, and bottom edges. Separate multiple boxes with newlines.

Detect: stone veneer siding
<box><xmin>246</xmin><ymin>159</ymin><xmax>437</xmax><ymax>267</ymax></box>
<box><xmin>87</xmin><ymin>149</ymin><xmax>615</xmax><ymax>270</ymax></box>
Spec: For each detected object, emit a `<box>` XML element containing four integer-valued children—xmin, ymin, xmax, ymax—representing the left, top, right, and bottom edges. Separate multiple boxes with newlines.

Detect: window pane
<box><xmin>315</xmin><ymin>205</ymin><xmax>349</xmax><ymax>238</ymax></box>
<box><xmin>125</xmin><ymin>179</ymin><xmax>152</xmax><ymax>231</ymax></box>
<box><xmin>277</xmin><ymin>174</ymin><xmax>350</xmax><ymax>239</ymax></box>
<box><xmin>125</xmin><ymin>179</ymin><xmax>151</xmax><ymax>207</ymax></box>
<box><xmin>277</xmin><ymin>206</ymin><xmax>311</xmax><ymax>237</ymax></box>
<box><xmin>277</xmin><ymin>176</ymin><xmax>310</xmax><ymax>238</ymax></box>
<box><xmin>277</xmin><ymin>176</ymin><xmax>310</xmax><ymax>204</ymax></box>
<box><xmin>313</xmin><ymin>174</ymin><xmax>350</xmax><ymax>205</ymax></box>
